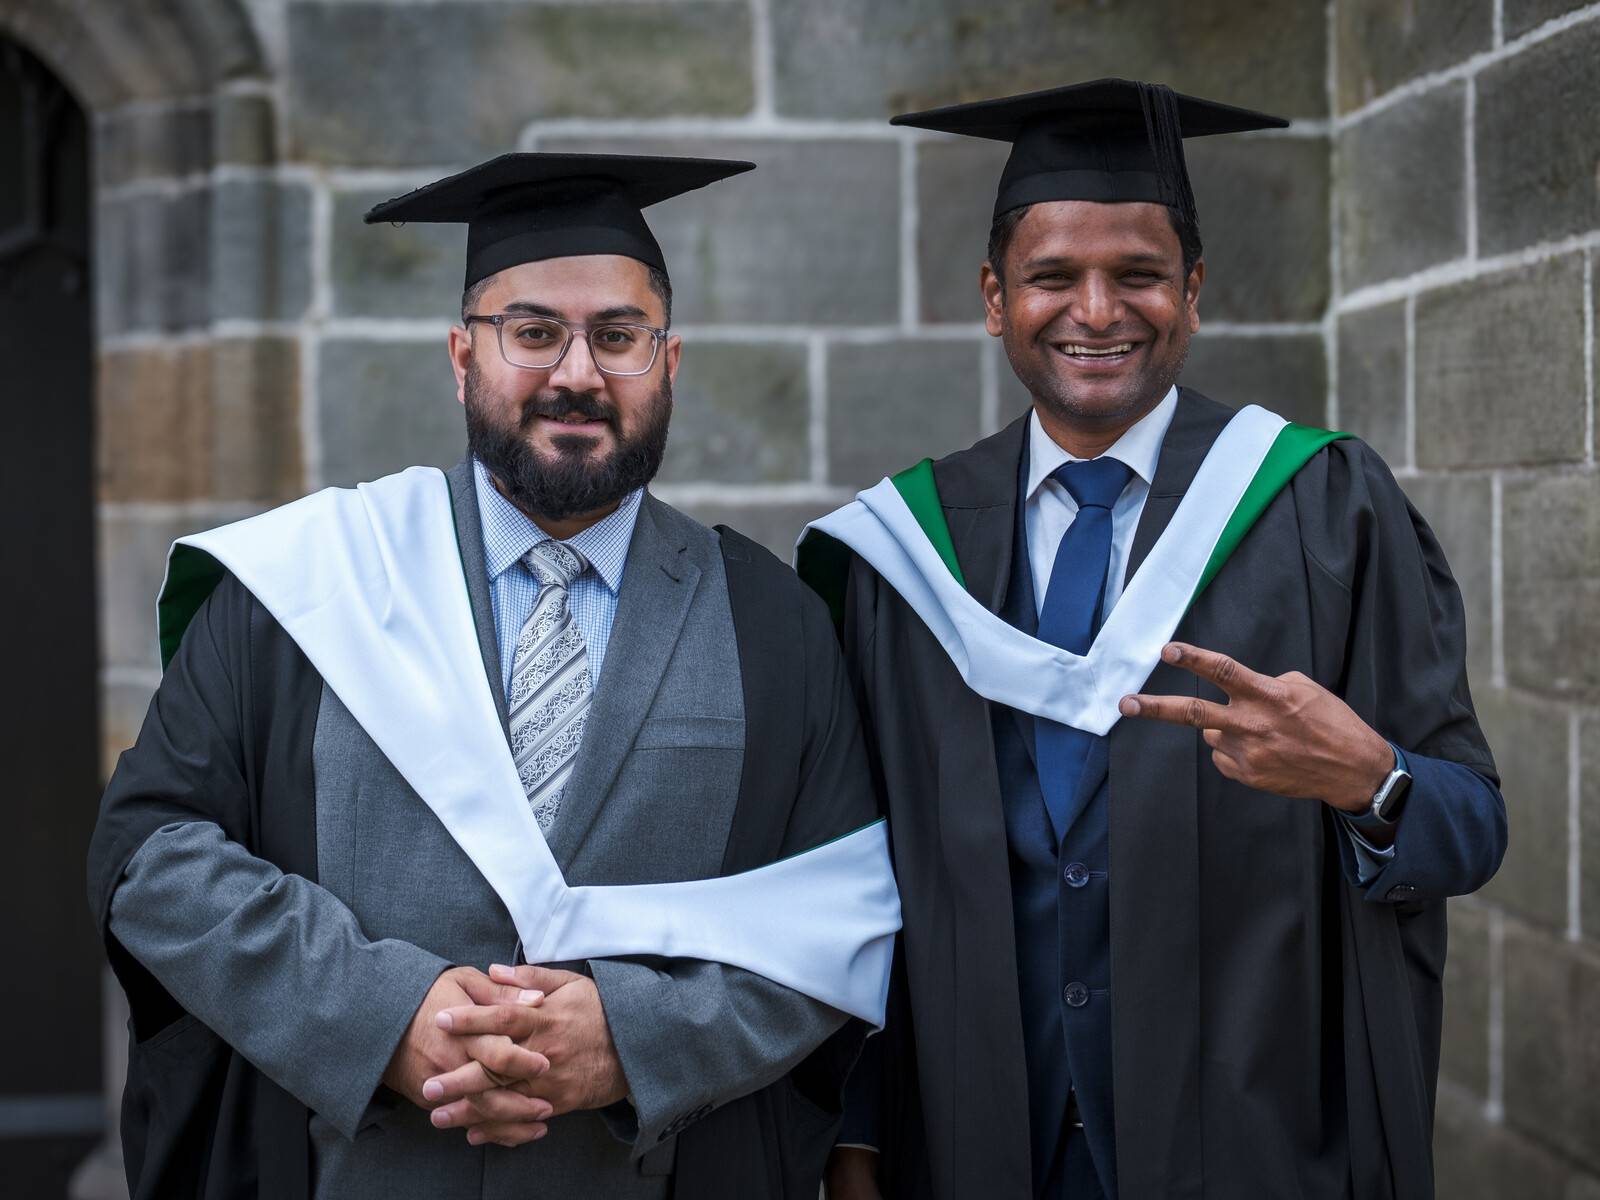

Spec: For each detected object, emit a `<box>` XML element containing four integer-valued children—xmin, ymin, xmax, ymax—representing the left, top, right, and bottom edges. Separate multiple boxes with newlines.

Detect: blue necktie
<box><xmin>1034</xmin><ymin>457</ymin><xmax>1134</xmax><ymax>840</ymax></box>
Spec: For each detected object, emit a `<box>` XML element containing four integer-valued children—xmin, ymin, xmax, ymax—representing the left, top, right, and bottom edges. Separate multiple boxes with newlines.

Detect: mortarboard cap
<box><xmin>363</xmin><ymin>152</ymin><xmax>755</xmax><ymax>288</ymax></box>
<box><xmin>891</xmin><ymin>78</ymin><xmax>1288</xmax><ymax>227</ymax></box>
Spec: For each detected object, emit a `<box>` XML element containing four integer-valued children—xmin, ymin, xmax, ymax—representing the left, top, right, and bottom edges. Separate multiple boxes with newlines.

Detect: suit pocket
<box><xmin>632</xmin><ymin>715</ymin><xmax>744</xmax><ymax>750</ymax></box>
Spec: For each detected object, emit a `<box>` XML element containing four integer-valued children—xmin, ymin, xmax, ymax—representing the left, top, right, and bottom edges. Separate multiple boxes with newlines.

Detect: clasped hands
<box><xmin>382</xmin><ymin>962</ymin><xmax>629</xmax><ymax>1149</ymax></box>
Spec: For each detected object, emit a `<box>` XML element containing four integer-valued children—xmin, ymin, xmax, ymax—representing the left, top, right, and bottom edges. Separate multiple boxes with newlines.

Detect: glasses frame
<box><xmin>463</xmin><ymin>312</ymin><xmax>669</xmax><ymax>377</ymax></box>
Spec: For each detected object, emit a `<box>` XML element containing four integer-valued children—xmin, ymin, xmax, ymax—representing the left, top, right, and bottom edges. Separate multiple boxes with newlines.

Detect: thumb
<box><xmin>489</xmin><ymin>962</ymin><xmax>585</xmax><ymax>994</ymax></box>
<box><xmin>459</xmin><ymin>969</ymin><xmax>545</xmax><ymax>1007</ymax></box>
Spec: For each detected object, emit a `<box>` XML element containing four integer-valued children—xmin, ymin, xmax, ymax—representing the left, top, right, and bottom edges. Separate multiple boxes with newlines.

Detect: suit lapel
<box><xmin>446</xmin><ymin>458</ymin><xmax>512</xmax><ymax>737</ymax></box>
<box><xmin>544</xmin><ymin>495</ymin><xmax>701</xmax><ymax>867</ymax></box>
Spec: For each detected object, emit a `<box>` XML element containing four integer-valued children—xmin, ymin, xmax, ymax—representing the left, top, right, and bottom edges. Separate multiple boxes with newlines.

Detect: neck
<box><xmin>489</xmin><ymin>472</ymin><xmax>622</xmax><ymax>540</ymax></box>
<box><xmin>1033</xmin><ymin>390</ymin><xmax>1167</xmax><ymax>460</ymax></box>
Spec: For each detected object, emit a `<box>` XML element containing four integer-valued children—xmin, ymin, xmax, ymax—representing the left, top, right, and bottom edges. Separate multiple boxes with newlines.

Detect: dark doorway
<box><xmin>0</xmin><ymin>34</ymin><xmax>104</xmax><ymax>1196</ymax></box>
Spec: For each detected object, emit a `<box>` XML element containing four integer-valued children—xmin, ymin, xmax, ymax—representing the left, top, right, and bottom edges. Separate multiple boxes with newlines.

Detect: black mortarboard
<box><xmin>363</xmin><ymin>152</ymin><xmax>755</xmax><ymax>288</ymax></box>
<box><xmin>891</xmin><ymin>78</ymin><xmax>1288</xmax><ymax>227</ymax></box>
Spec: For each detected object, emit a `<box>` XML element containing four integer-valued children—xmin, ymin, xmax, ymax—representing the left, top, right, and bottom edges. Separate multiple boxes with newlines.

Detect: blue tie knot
<box><xmin>1052</xmin><ymin>457</ymin><xmax>1134</xmax><ymax>511</ymax></box>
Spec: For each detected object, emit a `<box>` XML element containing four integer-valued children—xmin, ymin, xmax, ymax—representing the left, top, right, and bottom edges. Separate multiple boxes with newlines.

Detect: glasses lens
<box><xmin>589</xmin><ymin>325</ymin><xmax>658</xmax><ymax>375</ymax></box>
<box><xmin>500</xmin><ymin>317</ymin><xmax>569</xmax><ymax>368</ymax></box>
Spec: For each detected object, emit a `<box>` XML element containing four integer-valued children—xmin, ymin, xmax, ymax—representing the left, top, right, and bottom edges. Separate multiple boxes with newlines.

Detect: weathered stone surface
<box><xmin>213</xmin><ymin>92</ymin><xmax>277</xmax><ymax>166</ymax></box>
<box><xmin>1434</xmin><ymin>1081</ymin><xmax>1581</xmax><ymax>1200</ymax></box>
<box><xmin>1476</xmin><ymin>690</ymin><xmax>1570</xmax><ymax>929</ymax></box>
<box><xmin>1503</xmin><ymin>923</ymin><xmax>1600</xmax><ymax>1171</ymax></box>
<box><xmin>1337</xmin><ymin>85</ymin><xmax>1467</xmax><ymax>292</ymax></box>
<box><xmin>211</xmin><ymin>179</ymin><xmax>312</xmax><ymax>320</ymax></box>
<box><xmin>1335</xmin><ymin>0</ymin><xmax>1492</xmax><ymax>111</ymax></box>
<box><xmin>96</xmin><ymin>103</ymin><xmax>212</xmax><ymax>187</ymax></box>
<box><xmin>1179</xmin><ymin>332</ymin><xmax>1327</xmax><ymax>426</ymax></box>
<box><xmin>97</xmin><ymin>344</ymin><xmax>212</xmax><ymax>502</ymax></box>
<box><xmin>1441</xmin><ymin>900</ymin><xmax>1491</xmax><ymax>1097</ymax></box>
<box><xmin>541</xmin><ymin>136</ymin><xmax>901</xmax><ymax>325</ymax></box>
<box><xmin>1400</xmin><ymin>475</ymin><xmax>1493</xmax><ymax>688</ymax></box>
<box><xmin>1477</xmin><ymin>21</ymin><xmax>1600</xmax><ymax>256</ymax></box>
<box><xmin>826</xmin><ymin>341</ymin><xmax>983</xmax><ymax>486</ymax></box>
<box><xmin>772</xmin><ymin>0</ymin><xmax>1326</xmax><ymax>120</ymax></box>
<box><xmin>1414</xmin><ymin>254</ymin><xmax>1586</xmax><ymax>468</ymax></box>
<box><xmin>1504</xmin><ymin>470</ymin><xmax>1600</xmax><ymax>699</ymax></box>
<box><xmin>208</xmin><ymin>337</ymin><xmax>304</xmax><ymax>502</ymax></box>
<box><xmin>1188</xmin><ymin>133</ymin><xmax>1331</xmax><ymax>324</ymax></box>
<box><xmin>286</xmin><ymin>2</ymin><xmax>753</xmax><ymax>166</ymax></box>
<box><xmin>317</xmin><ymin>338</ymin><xmax>464</xmax><ymax>486</ymax></box>
<box><xmin>916</xmin><ymin>138</ymin><xmax>1009</xmax><ymax>325</ymax></box>
<box><xmin>96</xmin><ymin>187</ymin><xmax>212</xmax><ymax>335</ymax></box>
<box><xmin>1584</xmin><ymin>714</ymin><xmax>1600</xmax><ymax>944</ymax></box>
<box><xmin>102</xmin><ymin>678</ymin><xmax>159</xmax><ymax>781</ymax></box>
<box><xmin>1337</xmin><ymin>302</ymin><xmax>1407</xmax><ymax>466</ymax></box>
<box><xmin>1504</xmin><ymin>0</ymin><xmax>1593</xmax><ymax>40</ymax></box>
<box><xmin>332</xmin><ymin>188</ymin><xmax>465</xmax><ymax>320</ymax></box>
<box><xmin>671</xmin><ymin>497</ymin><xmax>844</xmax><ymax>561</ymax></box>
<box><xmin>657</xmin><ymin>342</ymin><xmax>810</xmax><ymax>485</ymax></box>
<box><xmin>99</xmin><ymin>508</ymin><xmax>235</xmax><ymax>670</ymax></box>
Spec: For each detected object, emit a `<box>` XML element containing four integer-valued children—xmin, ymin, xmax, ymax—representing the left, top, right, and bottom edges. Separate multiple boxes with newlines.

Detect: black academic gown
<box><xmin>842</xmin><ymin>388</ymin><xmax>1506</xmax><ymax>1200</ymax></box>
<box><xmin>86</xmin><ymin>523</ymin><xmax>871</xmax><ymax>1200</ymax></box>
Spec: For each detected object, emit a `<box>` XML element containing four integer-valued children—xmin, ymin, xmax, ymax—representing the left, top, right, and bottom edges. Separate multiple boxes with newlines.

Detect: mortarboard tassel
<box><xmin>1136</xmin><ymin>81</ymin><xmax>1201</xmax><ymax>242</ymax></box>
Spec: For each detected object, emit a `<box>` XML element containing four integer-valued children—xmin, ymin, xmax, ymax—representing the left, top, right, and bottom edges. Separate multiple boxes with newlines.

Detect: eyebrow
<box><xmin>499</xmin><ymin>299</ymin><xmax>653</xmax><ymax>322</ymax></box>
<box><xmin>1021</xmin><ymin>251</ymin><xmax>1170</xmax><ymax>271</ymax></box>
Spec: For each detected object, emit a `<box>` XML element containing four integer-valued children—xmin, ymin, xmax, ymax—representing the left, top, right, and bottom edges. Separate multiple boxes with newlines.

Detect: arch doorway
<box><xmin>0</xmin><ymin>33</ymin><xmax>103</xmax><ymax>1196</ymax></box>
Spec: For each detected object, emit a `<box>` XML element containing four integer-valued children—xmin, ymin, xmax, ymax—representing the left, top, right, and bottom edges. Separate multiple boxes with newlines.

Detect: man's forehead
<box><xmin>1014</xmin><ymin>200</ymin><xmax>1182</xmax><ymax>255</ymax></box>
<box><xmin>479</xmin><ymin>254</ymin><xmax>659</xmax><ymax>313</ymax></box>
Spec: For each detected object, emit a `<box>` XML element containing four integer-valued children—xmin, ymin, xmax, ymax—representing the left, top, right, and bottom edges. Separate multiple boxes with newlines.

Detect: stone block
<box><xmin>286</xmin><ymin>2</ymin><xmax>753</xmax><ymax>166</ymax></box>
<box><xmin>1434</xmin><ymin>1081</ymin><xmax>1580</xmax><ymax>1200</ymax></box>
<box><xmin>1179</xmin><ymin>332</ymin><xmax>1327</xmax><ymax>426</ymax></box>
<box><xmin>96</xmin><ymin>187</ymin><xmax>212</xmax><ymax>335</ymax></box>
<box><xmin>1585</xmin><ymin>715</ymin><xmax>1600</xmax><ymax>943</ymax></box>
<box><xmin>211</xmin><ymin>179</ymin><xmax>313</xmax><ymax>321</ymax></box>
<box><xmin>99</xmin><ymin>509</ymin><xmax>236</xmax><ymax>671</ymax></box>
<box><xmin>95</xmin><ymin>103</ymin><xmax>212</xmax><ymax>188</ymax></box>
<box><xmin>213</xmin><ymin>92</ymin><xmax>278</xmax><ymax>166</ymax></box>
<box><xmin>1414</xmin><ymin>254</ymin><xmax>1586</xmax><ymax>468</ymax></box>
<box><xmin>1335</xmin><ymin>0</ymin><xmax>1492</xmax><ymax>111</ymax></box>
<box><xmin>97</xmin><ymin>344</ymin><xmax>212</xmax><ymax>502</ymax></box>
<box><xmin>208</xmin><ymin>337</ymin><xmax>305</xmax><ymax>502</ymax></box>
<box><xmin>1399</xmin><ymin>475</ymin><xmax>1493</xmax><ymax>692</ymax></box>
<box><xmin>826</xmin><ymin>341</ymin><xmax>983</xmax><ymax>486</ymax></box>
<box><xmin>1477</xmin><ymin>21</ymin><xmax>1600</xmax><ymax>256</ymax></box>
<box><xmin>1441</xmin><ymin>900</ymin><xmax>1491</xmax><ymax>1097</ymax></box>
<box><xmin>541</xmin><ymin>136</ymin><xmax>901</xmax><ymax>325</ymax></box>
<box><xmin>332</xmin><ymin>188</ymin><xmax>466</xmax><ymax>320</ymax></box>
<box><xmin>916</xmin><ymin>138</ymin><xmax>1010</xmax><ymax>325</ymax></box>
<box><xmin>1187</xmin><ymin>133</ymin><xmax>1331</xmax><ymax>324</ymax></box>
<box><xmin>771</xmin><ymin>0</ymin><xmax>1326</xmax><ymax>120</ymax></box>
<box><xmin>1503</xmin><ymin>923</ymin><xmax>1600</xmax><ymax>1171</ymax></box>
<box><xmin>671</xmin><ymin>497</ymin><xmax>844</xmax><ymax>562</ymax></box>
<box><xmin>1504</xmin><ymin>471</ymin><xmax>1600</xmax><ymax>699</ymax></box>
<box><xmin>1505</xmin><ymin>0</ymin><xmax>1593</xmax><ymax>40</ymax></box>
<box><xmin>1336</xmin><ymin>85</ymin><xmax>1467</xmax><ymax>292</ymax></box>
<box><xmin>1476</xmin><ymin>690</ymin><xmax>1570</xmax><ymax>928</ymax></box>
<box><xmin>657</xmin><ymin>342</ymin><xmax>810</xmax><ymax>485</ymax></box>
<box><xmin>1337</xmin><ymin>302</ymin><xmax>1407</xmax><ymax>466</ymax></box>
<box><xmin>317</xmin><ymin>338</ymin><xmax>464</xmax><ymax>486</ymax></box>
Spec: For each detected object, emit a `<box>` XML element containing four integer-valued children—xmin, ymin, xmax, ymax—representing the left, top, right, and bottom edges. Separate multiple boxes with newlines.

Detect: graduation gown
<box><xmin>86</xmin><ymin>489</ymin><xmax>874</xmax><ymax>1200</ymax></box>
<box><xmin>841</xmin><ymin>388</ymin><xmax>1506</xmax><ymax>1200</ymax></box>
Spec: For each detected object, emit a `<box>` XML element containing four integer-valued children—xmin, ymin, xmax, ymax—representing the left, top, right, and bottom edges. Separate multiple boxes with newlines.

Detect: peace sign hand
<box><xmin>1119</xmin><ymin>642</ymin><xmax>1396</xmax><ymax>819</ymax></box>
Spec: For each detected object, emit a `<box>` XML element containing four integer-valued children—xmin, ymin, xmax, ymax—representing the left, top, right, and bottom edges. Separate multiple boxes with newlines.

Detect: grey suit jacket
<box><xmin>108</xmin><ymin>459</ymin><xmax>846</xmax><ymax>1199</ymax></box>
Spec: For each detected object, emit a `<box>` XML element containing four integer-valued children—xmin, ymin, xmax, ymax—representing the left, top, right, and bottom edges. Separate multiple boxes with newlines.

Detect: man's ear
<box><xmin>448</xmin><ymin>325</ymin><xmax>472</xmax><ymax>405</ymax></box>
<box><xmin>1185</xmin><ymin>259</ymin><xmax>1205</xmax><ymax>334</ymax></box>
<box><xmin>664</xmin><ymin>333</ymin><xmax>682</xmax><ymax>385</ymax></box>
<box><xmin>981</xmin><ymin>261</ymin><xmax>1005</xmax><ymax>338</ymax></box>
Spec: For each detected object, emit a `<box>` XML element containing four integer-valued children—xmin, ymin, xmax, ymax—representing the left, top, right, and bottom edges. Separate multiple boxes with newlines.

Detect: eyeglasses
<box><xmin>464</xmin><ymin>313</ymin><xmax>668</xmax><ymax>377</ymax></box>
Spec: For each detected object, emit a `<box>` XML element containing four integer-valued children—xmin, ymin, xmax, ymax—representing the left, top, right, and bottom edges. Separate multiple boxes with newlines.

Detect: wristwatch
<box><xmin>1347</xmin><ymin>743</ymin><xmax>1412</xmax><ymax>833</ymax></box>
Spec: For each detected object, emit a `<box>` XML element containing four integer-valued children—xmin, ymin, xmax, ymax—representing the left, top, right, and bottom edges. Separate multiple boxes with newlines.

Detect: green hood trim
<box><xmin>157</xmin><ymin>544</ymin><xmax>227</xmax><ymax>671</ymax></box>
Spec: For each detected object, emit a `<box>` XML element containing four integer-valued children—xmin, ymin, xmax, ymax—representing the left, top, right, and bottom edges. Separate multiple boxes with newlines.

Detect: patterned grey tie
<box><xmin>509</xmin><ymin>540</ymin><xmax>592</xmax><ymax>832</ymax></box>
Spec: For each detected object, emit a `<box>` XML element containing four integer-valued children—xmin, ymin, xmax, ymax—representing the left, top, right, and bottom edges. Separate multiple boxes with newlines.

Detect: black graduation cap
<box><xmin>891</xmin><ymin>78</ymin><xmax>1288</xmax><ymax>227</ymax></box>
<box><xmin>363</xmin><ymin>152</ymin><xmax>756</xmax><ymax>288</ymax></box>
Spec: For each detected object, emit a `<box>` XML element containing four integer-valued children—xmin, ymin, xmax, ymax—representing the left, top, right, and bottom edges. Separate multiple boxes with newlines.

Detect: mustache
<box><xmin>519</xmin><ymin>390</ymin><xmax>617</xmax><ymax>426</ymax></box>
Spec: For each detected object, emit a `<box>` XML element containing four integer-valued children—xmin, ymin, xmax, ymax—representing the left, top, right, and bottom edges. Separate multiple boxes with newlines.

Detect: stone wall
<box><xmin>1331</xmin><ymin>3</ymin><xmax>1600</xmax><ymax>1194</ymax></box>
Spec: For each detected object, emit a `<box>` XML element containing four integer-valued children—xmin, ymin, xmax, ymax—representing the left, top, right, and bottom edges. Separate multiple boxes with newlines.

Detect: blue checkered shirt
<box><xmin>473</xmin><ymin>458</ymin><xmax>643</xmax><ymax>697</ymax></box>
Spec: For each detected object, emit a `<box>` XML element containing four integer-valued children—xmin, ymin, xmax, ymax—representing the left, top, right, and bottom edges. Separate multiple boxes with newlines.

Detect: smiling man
<box><xmin>87</xmin><ymin>153</ymin><xmax>898</xmax><ymax>1200</ymax></box>
<box><xmin>807</xmin><ymin>81</ymin><xmax>1507</xmax><ymax>1200</ymax></box>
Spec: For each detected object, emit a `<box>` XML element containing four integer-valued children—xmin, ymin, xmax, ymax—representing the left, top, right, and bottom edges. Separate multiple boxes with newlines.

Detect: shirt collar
<box><xmin>1024</xmin><ymin>385</ymin><xmax>1178</xmax><ymax>503</ymax></box>
<box><xmin>472</xmin><ymin>457</ymin><xmax>642</xmax><ymax>595</ymax></box>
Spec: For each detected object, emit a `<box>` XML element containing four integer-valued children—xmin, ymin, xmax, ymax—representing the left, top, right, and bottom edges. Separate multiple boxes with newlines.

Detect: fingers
<box><xmin>488</xmin><ymin>962</ymin><xmax>585</xmax><ymax>993</ymax></box>
<box><xmin>430</xmin><ymin>1086</ymin><xmax>553</xmax><ymax>1130</ymax></box>
<box><xmin>465</xmin><ymin>1120</ymin><xmax>548</xmax><ymax>1149</ymax></box>
<box><xmin>1159</xmin><ymin>642</ymin><xmax>1276</xmax><ymax>700</ymax></box>
<box><xmin>1118</xmin><ymin>693</ymin><xmax>1249</xmax><ymax>732</ymax></box>
<box><xmin>456</xmin><ymin>971</ymin><xmax>546</xmax><ymax>1008</ymax></box>
<box><xmin>438</xmin><ymin>1002</ymin><xmax>544</xmax><ymax>1039</ymax></box>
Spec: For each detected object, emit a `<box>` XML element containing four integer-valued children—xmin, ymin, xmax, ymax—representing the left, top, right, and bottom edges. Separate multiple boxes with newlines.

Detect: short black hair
<box><xmin>460</xmin><ymin>262</ymin><xmax>674</xmax><ymax>325</ymax></box>
<box><xmin>985</xmin><ymin>203</ymin><xmax>1203</xmax><ymax>290</ymax></box>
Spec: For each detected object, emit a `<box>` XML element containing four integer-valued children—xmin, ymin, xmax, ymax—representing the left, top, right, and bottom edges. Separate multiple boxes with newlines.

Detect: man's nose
<box><xmin>1071</xmin><ymin>273</ymin><xmax>1124</xmax><ymax>331</ymax></box>
<box><xmin>548</xmin><ymin>331</ymin><xmax>606</xmax><ymax>392</ymax></box>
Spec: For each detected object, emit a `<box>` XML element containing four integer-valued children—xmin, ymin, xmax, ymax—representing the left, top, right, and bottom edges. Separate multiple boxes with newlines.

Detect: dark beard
<box><xmin>464</xmin><ymin>361</ymin><xmax>671</xmax><ymax>522</ymax></box>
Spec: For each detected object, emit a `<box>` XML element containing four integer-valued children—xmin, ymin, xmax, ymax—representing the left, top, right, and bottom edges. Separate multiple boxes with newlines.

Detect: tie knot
<box><xmin>1052</xmin><ymin>457</ymin><xmax>1133</xmax><ymax>511</ymax></box>
<box><xmin>525</xmin><ymin>539</ymin><xmax>588</xmax><ymax>589</ymax></box>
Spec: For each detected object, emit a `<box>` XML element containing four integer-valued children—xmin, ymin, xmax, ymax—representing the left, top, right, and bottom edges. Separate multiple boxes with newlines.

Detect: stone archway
<box><xmin>0</xmin><ymin>3</ymin><xmax>294</xmax><ymax>1196</ymax></box>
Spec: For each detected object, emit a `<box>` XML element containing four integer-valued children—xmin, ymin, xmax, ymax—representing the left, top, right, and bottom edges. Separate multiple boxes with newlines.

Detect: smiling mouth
<box><xmin>540</xmin><ymin>413</ymin><xmax>610</xmax><ymax>428</ymax></box>
<box><xmin>1053</xmin><ymin>342</ymin><xmax>1137</xmax><ymax>363</ymax></box>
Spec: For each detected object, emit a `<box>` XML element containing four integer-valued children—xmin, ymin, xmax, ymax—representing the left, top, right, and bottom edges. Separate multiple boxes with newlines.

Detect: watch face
<box><xmin>1376</xmin><ymin>769</ymin><xmax>1412</xmax><ymax>822</ymax></box>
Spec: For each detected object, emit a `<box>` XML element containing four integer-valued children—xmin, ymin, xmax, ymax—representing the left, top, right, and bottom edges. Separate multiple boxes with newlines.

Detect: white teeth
<box><xmin>1063</xmin><ymin>343</ymin><xmax>1133</xmax><ymax>356</ymax></box>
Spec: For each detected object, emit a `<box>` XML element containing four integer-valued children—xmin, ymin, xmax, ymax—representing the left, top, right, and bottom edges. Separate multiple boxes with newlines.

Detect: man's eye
<box><xmin>594</xmin><ymin>328</ymin><xmax>638</xmax><ymax>348</ymax></box>
<box><xmin>512</xmin><ymin>323</ymin><xmax>559</xmax><ymax>343</ymax></box>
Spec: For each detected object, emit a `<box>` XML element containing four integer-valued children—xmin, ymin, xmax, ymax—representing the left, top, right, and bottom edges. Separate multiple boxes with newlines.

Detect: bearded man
<box><xmin>87</xmin><ymin>153</ymin><xmax>898</xmax><ymax>1200</ymax></box>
